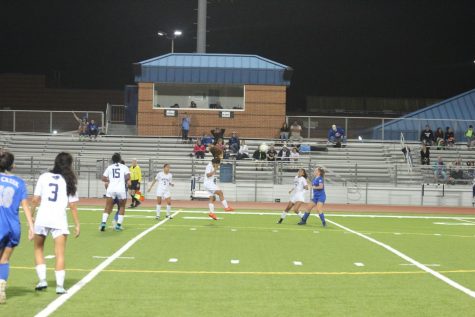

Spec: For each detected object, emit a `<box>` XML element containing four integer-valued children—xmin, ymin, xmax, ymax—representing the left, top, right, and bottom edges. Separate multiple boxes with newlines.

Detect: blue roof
<box><xmin>134</xmin><ymin>53</ymin><xmax>292</xmax><ymax>86</ymax></box>
<box><xmin>371</xmin><ymin>88</ymin><xmax>475</xmax><ymax>140</ymax></box>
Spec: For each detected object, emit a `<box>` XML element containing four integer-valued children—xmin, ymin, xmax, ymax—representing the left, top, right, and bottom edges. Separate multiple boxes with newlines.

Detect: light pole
<box><xmin>157</xmin><ymin>30</ymin><xmax>183</xmax><ymax>53</ymax></box>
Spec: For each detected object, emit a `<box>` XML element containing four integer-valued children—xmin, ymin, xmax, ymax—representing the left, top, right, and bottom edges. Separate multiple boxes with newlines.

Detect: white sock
<box><xmin>55</xmin><ymin>270</ymin><xmax>65</xmax><ymax>288</ymax></box>
<box><xmin>297</xmin><ymin>212</ymin><xmax>304</xmax><ymax>218</ymax></box>
<box><xmin>166</xmin><ymin>205</ymin><xmax>171</xmax><ymax>216</ymax></box>
<box><xmin>281</xmin><ymin>211</ymin><xmax>287</xmax><ymax>219</ymax></box>
<box><xmin>117</xmin><ymin>215</ymin><xmax>124</xmax><ymax>225</ymax></box>
<box><xmin>156</xmin><ymin>205</ymin><xmax>161</xmax><ymax>218</ymax></box>
<box><xmin>221</xmin><ymin>200</ymin><xmax>229</xmax><ymax>209</ymax></box>
<box><xmin>102</xmin><ymin>213</ymin><xmax>109</xmax><ymax>223</ymax></box>
<box><xmin>209</xmin><ymin>203</ymin><xmax>215</xmax><ymax>213</ymax></box>
<box><xmin>36</xmin><ymin>264</ymin><xmax>47</xmax><ymax>282</ymax></box>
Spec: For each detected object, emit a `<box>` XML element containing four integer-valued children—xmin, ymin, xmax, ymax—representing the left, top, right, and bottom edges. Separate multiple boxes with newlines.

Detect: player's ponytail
<box><xmin>318</xmin><ymin>167</ymin><xmax>325</xmax><ymax>178</ymax></box>
<box><xmin>51</xmin><ymin>152</ymin><xmax>77</xmax><ymax>196</ymax></box>
<box><xmin>0</xmin><ymin>150</ymin><xmax>14</xmax><ymax>172</ymax></box>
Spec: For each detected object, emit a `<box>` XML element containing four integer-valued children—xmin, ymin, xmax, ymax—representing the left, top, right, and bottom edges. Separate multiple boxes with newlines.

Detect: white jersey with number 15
<box><xmin>103</xmin><ymin>163</ymin><xmax>130</xmax><ymax>193</ymax></box>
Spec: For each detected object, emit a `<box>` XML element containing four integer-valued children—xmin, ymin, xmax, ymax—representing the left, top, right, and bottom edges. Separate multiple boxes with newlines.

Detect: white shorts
<box><xmin>34</xmin><ymin>225</ymin><xmax>70</xmax><ymax>239</ymax></box>
<box><xmin>106</xmin><ymin>190</ymin><xmax>127</xmax><ymax>200</ymax></box>
<box><xmin>204</xmin><ymin>181</ymin><xmax>219</xmax><ymax>196</ymax></box>
<box><xmin>290</xmin><ymin>191</ymin><xmax>305</xmax><ymax>204</ymax></box>
<box><xmin>156</xmin><ymin>188</ymin><xmax>171</xmax><ymax>199</ymax></box>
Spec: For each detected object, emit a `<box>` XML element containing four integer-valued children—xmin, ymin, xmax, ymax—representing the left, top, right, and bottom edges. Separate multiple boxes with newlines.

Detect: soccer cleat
<box><xmin>99</xmin><ymin>222</ymin><xmax>106</xmax><ymax>232</ymax></box>
<box><xmin>277</xmin><ymin>218</ymin><xmax>283</xmax><ymax>224</ymax></box>
<box><xmin>166</xmin><ymin>215</ymin><xmax>173</xmax><ymax>219</ymax></box>
<box><xmin>114</xmin><ymin>224</ymin><xmax>123</xmax><ymax>231</ymax></box>
<box><xmin>208</xmin><ymin>212</ymin><xmax>218</xmax><ymax>220</ymax></box>
<box><xmin>322</xmin><ymin>221</ymin><xmax>327</xmax><ymax>227</ymax></box>
<box><xmin>35</xmin><ymin>281</ymin><xmax>48</xmax><ymax>291</ymax></box>
<box><xmin>129</xmin><ymin>203</ymin><xmax>135</xmax><ymax>208</ymax></box>
<box><xmin>224</xmin><ymin>207</ymin><xmax>234</xmax><ymax>212</ymax></box>
<box><xmin>56</xmin><ymin>286</ymin><xmax>67</xmax><ymax>295</ymax></box>
<box><xmin>297</xmin><ymin>220</ymin><xmax>307</xmax><ymax>225</ymax></box>
<box><xmin>135</xmin><ymin>201</ymin><xmax>141</xmax><ymax>208</ymax></box>
<box><xmin>0</xmin><ymin>280</ymin><xmax>6</xmax><ymax>304</ymax></box>
<box><xmin>155</xmin><ymin>216</ymin><xmax>160</xmax><ymax>220</ymax></box>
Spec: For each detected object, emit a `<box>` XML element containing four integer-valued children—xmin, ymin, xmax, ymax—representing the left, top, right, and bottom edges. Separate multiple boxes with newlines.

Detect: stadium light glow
<box><xmin>53</xmin><ymin>130</ymin><xmax>58</xmax><ymax>135</ymax></box>
<box><xmin>174</xmin><ymin>30</ymin><xmax>183</xmax><ymax>36</ymax></box>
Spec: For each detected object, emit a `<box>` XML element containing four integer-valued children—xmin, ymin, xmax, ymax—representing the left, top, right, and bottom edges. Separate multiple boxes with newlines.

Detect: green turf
<box><xmin>2</xmin><ymin>207</ymin><xmax>475</xmax><ymax>316</ymax></box>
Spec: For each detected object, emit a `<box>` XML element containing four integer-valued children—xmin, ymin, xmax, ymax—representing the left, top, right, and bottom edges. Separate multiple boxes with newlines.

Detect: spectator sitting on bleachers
<box><xmin>280</xmin><ymin>122</ymin><xmax>290</xmax><ymax>141</ymax></box>
<box><xmin>445</xmin><ymin>127</ymin><xmax>455</xmax><ymax>148</ymax></box>
<box><xmin>193</xmin><ymin>140</ymin><xmax>206</xmax><ymax>159</ymax></box>
<box><xmin>88</xmin><ymin>119</ymin><xmax>99</xmax><ymax>141</ymax></box>
<box><xmin>420</xmin><ymin>143</ymin><xmax>430</xmax><ymax>165</ymax></box>
<box><xmin>228</xmin><ymin>131</ymin><xmax>240</xmax><ymax>153</ymax></box>
<box><xmin>211</xmin><ymin>127</ymin><xmax>225</xmax><ymax>141</ymax></box>
<box><xmin>420</xmin><ymin>125</ymin><xmax>434</xmax><ymax>146</ymax></box>
<box><xmin>200</xmin><ymin>132</ymin><xmax>214</xmax><ymax>147</ymax></box>
<box><xmin>266</xmin><ymin>146</ymin><xmax>277</xmax><ymax>161</ymax></box>
<box><xmin>278</xmin><ymin>144</ymin><xmax>291</xmax><ymax>161</ymax></box>
<box><xmin>449</xmin><ymin>158</ymin><xmax>464</xmax><ymax>183</ymax></box>
<box><xmin>434</xmin><ymin>127</ymin><xmax>445</xmax><ymax>149</ymax></box>
<box><xmin>433</xmin><ymin>156</ymin><xmax>447</xmax><ymax>182</ymax></box>
<box><xmin>290</xmin><ymin>147</ymin><xmax>300</xmax><ymax>161</ymax></box>
<box><xmin>465</xmin><ymin>125</ymin><xmax>475</xmax><ymax>148</ymax></box>
<box><xmin>289</xmin><ymin>121</ymin><xmax>303</xmax><ymax>142</ymax></box>
<box><xmin>253</xmin><ymin>143</ymin><xmax>267</xmax><ymax>171</ymax></box>
<box><xmin>328</xmin><ymin>124</ymin><xmax>345</xmax><ymax>145</ymax></box>
<box><xmin>236</xmin><ymin>140</ymin><xmax>249</xmax><ymax>160</ymax></box>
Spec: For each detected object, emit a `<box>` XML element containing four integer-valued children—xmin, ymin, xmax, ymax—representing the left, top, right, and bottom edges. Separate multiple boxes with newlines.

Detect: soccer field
<box><xmin>3</xmin><ymin>206</ymin><xmax>475</xmax><ymax>317</ymax></box>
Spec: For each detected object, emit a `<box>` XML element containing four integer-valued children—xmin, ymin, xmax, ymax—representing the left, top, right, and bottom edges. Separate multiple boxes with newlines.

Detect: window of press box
<box><xmin>153</xmin><ymin>83</ymin><xmax>245</xmax><ymax>111</ymax></box>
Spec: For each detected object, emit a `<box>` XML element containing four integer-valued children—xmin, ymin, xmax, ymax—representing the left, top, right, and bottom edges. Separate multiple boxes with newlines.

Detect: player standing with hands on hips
<box><xmin>148</xmin><ymin>163</ymin><xmax>174</xmax><ymax>220</ymax></box>
<box><xmin>204</xmin><ymin>158</ymin><xmax>234</xmax><ymax>220</ymax></box>
<box><xmin>31</xmin><ymin>152</ymin><xmax>80</xmax><ymax>295</ymax></box>
<box><xmin>0</xmin><ymin>151</ymin><xmax>34</xmax><ymax>304</ymax></box>
<box><xmin>298</xmin><ymin>167</ymin><xmax>326</xmax><ymax>226</ymax></box>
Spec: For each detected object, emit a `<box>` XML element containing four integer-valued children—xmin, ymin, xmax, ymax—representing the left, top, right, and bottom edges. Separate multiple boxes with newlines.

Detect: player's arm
<box><xmin>125</xmin><ymin>173</ymin><xmax>131</xmax><ymax>188</ymax></box>
<box><xmin>148</xmin><ymin>178</ymin><xmax>157</xmax><ymax>192</ymax></box>
<box><xmin>69</xmin><ymin>201</ymin><xmax>80</xmax><ymax>238</ymax></box>
<box><xmin>312</xmin><ymin>183</ymin><xmax>324</xmax><ymax>190</ymax></box>
<box><xmin>170</xmin><ymin>175</ymin><xmax>174</xmax><ymax>187</ymax></box>
<box><xmin>30</xmin><ymin>195</ymin><xmax>41</xmax><ymax>220</ymax></box>
<box><xmin>207</xmin><ymin>168</ymin><xmax>215</xmax><ymax>178</ymax></box>
<box><xmin>21</xmin><ymin>199</ymin><xmax>35</xmax><ymax>240</ymax></box>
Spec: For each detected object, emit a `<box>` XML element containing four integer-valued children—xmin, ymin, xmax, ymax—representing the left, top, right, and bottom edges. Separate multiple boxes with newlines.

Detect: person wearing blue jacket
<box><xmin>328</xmin><ymin>124</ymin><xmax>345</xmax><ymax>144</ymax></box>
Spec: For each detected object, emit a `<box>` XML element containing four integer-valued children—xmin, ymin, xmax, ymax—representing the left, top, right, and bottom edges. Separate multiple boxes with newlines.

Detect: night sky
<box><xmin>1</xmin><ymin>0</ymin><xmax>474</xmax><ymax>110</ymax></box>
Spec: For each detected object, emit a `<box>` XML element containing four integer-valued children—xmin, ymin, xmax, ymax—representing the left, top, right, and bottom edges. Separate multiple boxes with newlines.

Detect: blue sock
<box><xmin>114</xmin><ymin>211</ymin><xmax>119</xmax><ymax>222</ymax></box>
<box><xmin>319</xmin><ymin>213</ymin><xmax>326</xmax><ymax>224</ymax></box>
<box><xmin>302</xmin><ymin>212</ymin><xmax>310</xmax><ymax>222</ymax></box>
<box><xmin>0</xmin><ymin>263</ymin><xmax>10</xmax><ymax>281</ymax></box>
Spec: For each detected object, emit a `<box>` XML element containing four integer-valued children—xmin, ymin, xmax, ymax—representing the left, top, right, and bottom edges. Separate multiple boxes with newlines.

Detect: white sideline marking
<box><xmin>313</xmin><ymin>231</ymin><xmax>319</xmax><ymax>234</ymax></box>
<box><xmin>327</xmin><ymin>219</ymin><xmax>475</xmax><ymax>298</ymax></box>
<box><xmin>33</xmin><ymin>210</ymin><xmax>179</xmax><ymax>317</ymax></box>
<box><xmin>434</xmin><ymin>222</ymin><xmax>475</xmax><ymax>226</ymax></box>
<box><xmin>168</xmin><ymin>258</ymin><xmax>178</xmax><ymax>263</ymax></box>
<box><xmin>190</xmin><ymin>228</ymin><xmax>197</xmax><ymax>231</ymax></box>
<box><xmin>231</xmin><ymin>259</ymin><xmax>240</xmax><ymax>264</ymax></box>
<box><xmin>354</xmin><ymin>262</ymin><xmax>365</xmax><ymax>267</ymax></box>
<box><xmin>394</xmin><ymin>232</ymin><xmax>401</xmax><ymax>235</ymax></box>
<box><xmin>92</xmin><ymin>256</ymin><xmax>135</xmax><ymax>260</ymax></box>
<box><xmin>456</xmin><ymin>218</ymin><xmax>475</xmax><ymax>224</ymax></box>
<box><xmin>400</xmin><ymin>263</ymin><xmax>441</xmax><ymax>267</ymax></box>
<box><xmin>44</xmin><ymin>255</ymin><xmax>55</xmax><ymax>260</ymax></box>
<box><xmin>231</xmin><ymin>228</ymin><xmax>237</xmax><ymax>232</ymax></box>
<box><xmin>433</xmin><ymin>233</ymin><xmax>441</xmax><ymax>236</ymax></box>
<box><xmin>293</xmin><ymin>261</ymin><xmax>303</xmax><ymax>266</ymax></box>
<box><xmin>272</xmin><ymin>230</ymin><xmax>279</xmax><ymax>233</ymax></box>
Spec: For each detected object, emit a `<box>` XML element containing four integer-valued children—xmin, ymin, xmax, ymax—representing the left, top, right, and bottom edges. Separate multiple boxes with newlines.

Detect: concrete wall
<box><xmin>137</xmin><ymin>83</ymin><xmax>286</xmax><ymax>139</ymax></box>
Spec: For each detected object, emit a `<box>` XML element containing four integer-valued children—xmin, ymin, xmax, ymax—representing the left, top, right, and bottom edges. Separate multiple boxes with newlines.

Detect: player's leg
<box><xmin>208</xmin><ymin>195</ymin><xmax>218</xmax><ymax>220</ymax></box>
<box><xmin>155</xmin><ymin>196</ymin><xmax>163</xmax><ymax>219</ymax></box>
<box><xmin>0</xmin><ymin>246</ymin><xmax>14</xmax><ymax>304</ymax></box>
<box><xmin>316</xmin><ymin>202</ymin><xmax>327</xmax><ymax>227</ymax></box>
<box><xmin>165</xmin><ymin>196</ymin><xmax>172</xmax><ymax>219</ymax></box>
<box><xmin>293</xmin><ymin>201</ymin><xmax>305</xmax><ymax>218</ymax></box>
<box><xmin>34</xmin><ymin>233</ymin><xmax>48</xmax><ymax>290</ymax></box>
<box><xmin>215</xmin><ymin>190</ymin><xmax>234</xmax><ymax>211</ymax></box>
<box><xmin>129</xmin><ymin>188</ymin><xmax>136</xmax><ymax>208</ymax></box>
<box><xmin>100</xmin><ymin>197</ymin><xmax>114</xmax><ymax>231</ymax></box>
<box><xmin>115</xmin><ymin>198</ymin><xmax>127</xmax><ymax>231</ymax></box>
<box><xmin>298</xmin><ymin>202</ymin><xmax>316</xmax><ymax>225</ymax></box>
<box><xmin>278</xmin><ymin>201</ymin><xmax>294</xmax><ymax>224</ymax></box>
<box><xmin>53</xmin><ymin>234</ymin><xmax>67</xmax><ymax>294</ymax></box>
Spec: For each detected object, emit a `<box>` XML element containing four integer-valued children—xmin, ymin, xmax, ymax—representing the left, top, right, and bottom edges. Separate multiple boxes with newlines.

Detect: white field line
<box><xmin>455</xmin><ymin>218</ymin><xmax>475</xmax><ymax>225</ymax></box>
<box><xmin>34</xmin><ymin>210</ymin><xmax>180</xmax><ymax>317</ymax></box>
<box><xmin>327</xmin><ymin>219</ymin><xmax>475</xmax><ymax>298</ymax></box>
<box><xmin>76</xmin><ymin>208</ymin><xmax>475</xmax><ymax>221</ymax></box>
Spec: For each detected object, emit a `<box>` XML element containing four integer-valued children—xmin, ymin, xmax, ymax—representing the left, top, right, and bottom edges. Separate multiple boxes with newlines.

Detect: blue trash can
<box><xmin>220</xmin><ymin>163</ymin><xmax>233</xmax><ymax>183</ymax></box>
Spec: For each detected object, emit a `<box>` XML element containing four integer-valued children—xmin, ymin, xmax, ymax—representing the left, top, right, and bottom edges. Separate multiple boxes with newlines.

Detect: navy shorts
<box><xmin>312</xmin><ymin>195</ymin><xmax>326</xmax><ymax>204</ymax></box>
<box><xmin>0</xmin><ymin>223</ymin><xmax>21</xmax><ymax>249</ymax></box>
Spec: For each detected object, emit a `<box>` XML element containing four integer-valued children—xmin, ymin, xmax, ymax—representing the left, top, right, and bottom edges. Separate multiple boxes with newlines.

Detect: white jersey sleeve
<box><xmin>204</xmin><ymin>163</ymin><xmax>215</xmax><ymax>183</ymax></box>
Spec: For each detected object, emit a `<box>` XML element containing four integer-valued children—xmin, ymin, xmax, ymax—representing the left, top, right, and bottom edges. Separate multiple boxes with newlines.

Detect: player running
<box><xmin>100</xmin><ymin>153</ymin><xmax>130</xmax><ymax>231</ymax></box>
<box><xmin>298</xmin><ymin>166</ymin><xmax>327</xmax><ymax>226</ymax></box>
<box><xmin>148</xmin><ymin>163</ymin><xmax>174</xmax><ymax>220</ymax></box>
<box><xmin>0</xmin><ymin>151</ymin><xmax>34</xmax><ymax>304</ymax></box>
<box><xmin>277</xmin><ymin>168</ymin><xmax>309</xmax><ymax>224</ymax></box>
<box><xmin>204</xmin><ymin>158</ymin><xmax>234</xmax><ymax>220</ymax></box>
<box><xmin>31</xmin><ymin>152</ymin><xmax>80</xmax><ymax>295</ymax></box>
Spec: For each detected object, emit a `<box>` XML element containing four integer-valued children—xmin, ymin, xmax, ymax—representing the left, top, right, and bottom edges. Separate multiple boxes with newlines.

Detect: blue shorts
<box><xmin>312</xmin><ymin>196</ymin><xmax>326</xmax><ymax>204</ymax></box>
<box><xmin>0</xmin><ymin>223</ymin><xmax>21</xmax><ymax>249</ymax></box>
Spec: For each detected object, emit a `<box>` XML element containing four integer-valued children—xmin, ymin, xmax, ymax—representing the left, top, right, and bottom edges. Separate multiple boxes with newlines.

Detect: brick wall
<box><xmin>137</xmin><ymin>83</ymin><xmax>286</xmax><ymax>139</ymax></box>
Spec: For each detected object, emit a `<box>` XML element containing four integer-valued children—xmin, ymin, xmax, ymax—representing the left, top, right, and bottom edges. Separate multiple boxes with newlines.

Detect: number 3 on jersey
<box><xmin>48</xmin><ymin>183</ymin><xmax>58</xmax><ymax>202</ymax></box>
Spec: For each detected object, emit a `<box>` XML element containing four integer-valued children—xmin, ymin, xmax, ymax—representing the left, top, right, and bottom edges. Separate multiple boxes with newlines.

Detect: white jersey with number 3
<box><xmin>103</xmin><ymin>163</ymin><xmax>130</xmax><ymax>193</ymax></box>
<box><xmin>155</xmin><ymin>172</ymin><xmax>173</xmax><ymax>192</ymax></box>
<box><xmin>34</xmin><ymin>172</ymin><xmax>79</xmax><ymax>230</ymax></box>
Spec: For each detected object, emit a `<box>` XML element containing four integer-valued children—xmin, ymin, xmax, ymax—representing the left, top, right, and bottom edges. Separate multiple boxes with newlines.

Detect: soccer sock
<box><xmin>166</xmin><ymin>205</ymin><xmax>171</xmax><ymax>216</ymax></box>
<box><xmin>130</xmin><ymin>194</ymin><xmax>136</xmax><ymax>203</ymax></box>
<box><xmin>101</xmin><ymin>213</ymin><xmax>109</xmax><ymax>223</ymax></box>
<box><xmin>221</xmin><ymin>200</ymin><xmax>229</xmax><ymax>209</ymax></box>
<box><xmin>209</xmin><ymin>203</ymin><xmax>215</xmax><ymax>213</ymax></box>
<box><xmin>55</xmin><ymin>270</ymin><xmax>65</xmax><ymax>288</ymax></box>
<box><xmin>297</xmin><ymin>212</ymin><xmax>304</xmax><ymax>218</ymax></box>
<box><xmin>280</xmin><ymin>211</ymin><xmax>287</xmax><ymax>219</ymax></box>
<box><xmin>0</xmin><ymin>263</ymin><xmax>9</xmax><ymax>281</ymax></box>
<box><xmin>36</xmin><ymin>264</ymin><xmax>47</xmax><ymax>282</ymax></box>
<box><xmin>319</xmin><ymin>213</ymin><xmax>326</xmax><ymax>224</ymax></box>
<box><xmin>302</xmin><ymin>212</ymin><xmax>310</xmax><ymax>222</ymax></box>
<box><xmin>156</xmin><ymin>205</ymin><xmax>161</xmax><ymax>218</ymax></box>
<box><xmin>117</xmin><ymin>215</ymin><xmax>124</xmax><ymax>225</ymax></box>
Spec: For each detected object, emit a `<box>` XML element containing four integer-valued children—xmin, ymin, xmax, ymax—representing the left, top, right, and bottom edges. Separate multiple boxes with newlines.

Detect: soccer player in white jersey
<box><xmin>31</xmin><ymin>152</ymin><xmax>80</xmax><ymax>295</ymax></box>
<box><xmin>204</xmin><ymin>158</ymin><xmax>234</xmax><ymax>220</ymax></box>
<box><xmin>277</xmin><ymin>168</ymin><xmax>309</xmax><ymax>224</ymax></box>
<box><xmin>100</xmin><ymin>153</ymin><xmax>130</xmax><ymax>231</ymax></box>
<box><xmin>148</xmin><ymin>163</ymin><xmax>174</xmax><ymax>220</ymax></box>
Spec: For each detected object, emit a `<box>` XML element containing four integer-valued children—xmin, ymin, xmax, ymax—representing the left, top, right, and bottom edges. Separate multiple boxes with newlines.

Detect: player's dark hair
<box><xmin>51</xmin><ymin>152</ymin><xmax>77</xmax><ymax>196</ymax></box>
<box><xmin>112</xmin><ymin>152</ymin><xmax>121</xmax><ymax>164</ymax></box>
<box><xmin>318</xmin><ymin>167</ymin><xmax>325</xmax><ymax>178</ymax></box>
<box><xmin>0</xmin><ymin>151</ymin><xmax>14</xmax><ymax>172</ymax></box>
<box><xmin>300</xmin><ymin>169</ymin><xmax>308</xmax><ymax>179</ymax></box>
<box><xmin>163</xmin><ymin>163</ymin><xmax>170</xmax><ymax>168</ymax></box>
<box><xmin>120</xmin><ymin>160</ymin><xmax>125</xmax><ymax>165</ymax></box>
<box><xmin>212</xmin><ymin>158</ymin><xmax>221</xmax><ymax>165</ymax></box>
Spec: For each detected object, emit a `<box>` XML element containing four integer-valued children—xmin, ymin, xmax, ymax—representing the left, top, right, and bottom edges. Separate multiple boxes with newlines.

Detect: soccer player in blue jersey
<box><xmin>298</xmin><ymin>167</ymin><xmax>326</xmax><ymax>226</ymax></box>
<box><xmin>0</xmin><ymin>151</ymin><xmax>35</xmax><ymax>303</ymax></box>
